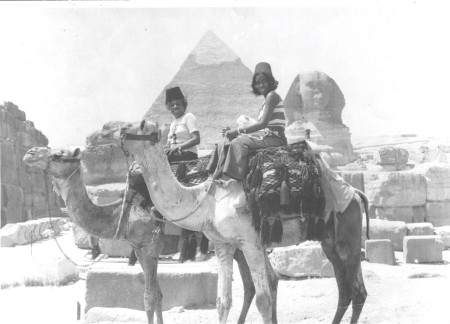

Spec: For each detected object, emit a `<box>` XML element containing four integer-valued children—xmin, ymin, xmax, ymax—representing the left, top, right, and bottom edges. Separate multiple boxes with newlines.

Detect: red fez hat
<box><xmin>254</xmin><ymin>62</ymin><xmax>273</xmax><ymax>76</ymax></box>
<box><xmin>166</xmin><ymin>86</ymin><xmax>184</xmax><ymax>104</ymax></box>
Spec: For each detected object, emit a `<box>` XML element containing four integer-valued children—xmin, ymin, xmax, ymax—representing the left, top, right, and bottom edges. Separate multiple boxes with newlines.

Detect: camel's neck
<box><xmin>135</xmin><ymin>143</ymin><xmax>212</xmax><ymax>231</ymax></box>
<box><xmin>55</xmin><ymin>167</ymin><xmax>120</xmax><ymax>238</ymax></box>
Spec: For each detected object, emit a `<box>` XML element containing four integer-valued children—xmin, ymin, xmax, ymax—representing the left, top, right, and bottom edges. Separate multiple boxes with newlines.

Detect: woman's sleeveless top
<box><xmin>257</xmin><ymin>93</ymin><xmax>286</xmax><ymax>137</ymax></box>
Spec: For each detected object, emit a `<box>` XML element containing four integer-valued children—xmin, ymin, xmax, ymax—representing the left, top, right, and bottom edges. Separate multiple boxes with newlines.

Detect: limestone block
<box><xmin>72</xmin><ymin>224</ymin><xmax>92</xmax><ymax>249</ymax></box>
<box><xmin>86</xmin><ymin>183</ymin><xmax>126</xmax><ymax>205</ymax></box>
<box><xmin>364</xmin><ymin>172</ymin><xmax>426</xmax><ymax>207</ymax></box>
<box><xmin>2</xmin><ymin>184</ymin><xmax>24</xmax><ymax>224</ymax></box>
<box><xmin>370</xmin><ymin>206</ymin><xmax>413</xmax><ymax>223</ymax></box>
<box><xmin>1</xmin><ymin>141</ymin><xmax>17</xmax><ymax>184</ymax></box>
<box><xmin>403</xmin><ymin>235</ymin><xmax>444</xmax><ymax>263</ymax></box>
<box><xmin>412</xmin><ymin>206</ymin><xmax>427</xmax><ymax>223</ymax></box>
<box><xmin>362</xmin><ymin>219</ymin><xmax>407</xmax><ymax>251</ymax></box>
<box><xmin>426</xmin><ymin>202</ymin><xmax>450</xmax><ymax>227</ymax></box>
<box><xmin>337</xmin><ymin>171</ymin><xmax>365</xmax><ymax>192</ymax></box>
<box><xmin>424</xmin><ymin>164</ymin><xmax>450</xmax><ymax>201</ymax></box>
<box><xmin>99</xmin><ymin>239</ymin><xmax>132</xmax><ymax>258</ymax></box>
<box><xmin>24</xmin><ymin>257</ymin><xmax>79</xmax><ymax>285</ymax></box>
<box><xmin>83</xmin><ymin>307</ymin><xmax>147</xmax><ymax>324</ymax></box>
<box><xmin>365</xmin><ymin>239</ymin><xmax>395</xmax><ymax>265</ymax></box>
<box><xmin>406</xmin><ymin>222</ymin><xmax>434</xmax><ymax>236</ymax></box>
<box><xmin>0</xmin><ymin>224</ymin><xmax>21</xmax><ymax>247</ymax></box>
<box><xmin>85</xmin><ymin>264</ymin><xmax>218</xmax><ymax>312</ymax></box>
<box><xmin>434</xmin><ymin>226</ymin><xmax>450</xmax><ymax>249</ymax></box>
<box><xmin>375</xmin><ymin>147</ymin><xmax>409</xmax><ymax>166</ymax></box>
<box><xmin>81</xmin><ymin>144</ymin><xmax>128</xmax><ymax>185</ymax></box>
<box><xmin>268</xmin><ymin>241</ymin><xmax>334</xmax><ymax>278</ymax></box>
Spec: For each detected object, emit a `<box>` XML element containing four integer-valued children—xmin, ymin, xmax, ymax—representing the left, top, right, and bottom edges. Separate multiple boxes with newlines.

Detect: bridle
<box><xmin>119</xmin><ymin>129</ymin><xmax>161</xmax><ymax>157</ymax></box>
<box><xmin>43</xmin><ymin>155</ymin><xmax>81</xmax><ymax>183</ymax></box>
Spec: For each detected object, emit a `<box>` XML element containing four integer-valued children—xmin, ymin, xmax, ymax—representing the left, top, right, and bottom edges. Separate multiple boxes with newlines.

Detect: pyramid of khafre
<box><xmin>144</xmin><ymin>31</ymin><xmax>262</xmax><ymax>147</ymax></box>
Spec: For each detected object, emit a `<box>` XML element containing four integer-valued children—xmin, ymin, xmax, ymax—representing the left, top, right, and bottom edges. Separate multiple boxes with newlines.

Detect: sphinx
<box><xmin>284</xmin><ymin>71</ymin><xmax>356</xmax><ymax>166</ymax></box>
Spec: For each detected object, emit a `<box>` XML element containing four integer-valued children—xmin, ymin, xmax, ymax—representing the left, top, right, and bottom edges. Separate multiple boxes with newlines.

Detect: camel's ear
<box><xmin>140</xmin><ymin>120</ymin><xmax>146</xmax><ymax>130</ymax></box>
<box><xmin>73</xmin><ymin>148</ymin><xmax>81</xmax><ymax>158</ymax></box>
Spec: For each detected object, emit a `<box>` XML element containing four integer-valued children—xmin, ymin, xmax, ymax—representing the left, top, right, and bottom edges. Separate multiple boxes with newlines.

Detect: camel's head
<box><xmin>113</xmin><ymin>119</ymin><xmax>161</xmax><ymax>156</ymax></box>
<box><xmin>23</xmin><ymin>147</ymin><xmax>81</xmax><ymax>178</ymax></box>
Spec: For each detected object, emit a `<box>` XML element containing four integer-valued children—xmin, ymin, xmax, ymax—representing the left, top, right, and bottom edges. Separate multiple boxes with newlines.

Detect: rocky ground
<box><xmin>1</xmin><ymin>228</ymin><xmax>449</xmax><ymax>324</ymax></box>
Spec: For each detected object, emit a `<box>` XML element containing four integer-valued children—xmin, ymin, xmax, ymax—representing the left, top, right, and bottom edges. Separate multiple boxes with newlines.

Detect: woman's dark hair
<box><xmin>166</xmin><ymin>98</ymin><xmax>188</xmax><ymax>111</ymax></box>
<box><xmin>251</xmin><ymin>72</ymin><xmax>278</xmax><ymax>95</ymax></box>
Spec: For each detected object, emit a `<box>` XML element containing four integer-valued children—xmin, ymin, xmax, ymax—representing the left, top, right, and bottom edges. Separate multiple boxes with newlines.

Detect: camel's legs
<box><xmin>241</xmin><ymin>243</ymin><xmax>273</xmax><ymax>324</ymax></box>
<box><xmin>214</xmin><ymin>243</ymin><xmax>236</xmax><ymax>324</ymax></box>
<box><xmin>234</xmin><ymin>249</ymin><xmax>279</xmax><ymax>324</ymax></box>
<box><xmin>134</xmin><ymin>247</ymin><xmax>163</xmax><ymax>324</ymax></box>
<box><xmin>339</xmin><ymin>200</ymin><xmax>367</xmax><ymax>323</ymax></box>
<box><xmin>348</xmin><ymin>261</ymin><xmax>367</xmax><ymax>323</ymax></box>
<box><xmin>322</xmin><ymin>240</ymin><xmax>351</xmax><ymax>324</ymax></box>
<box><xmin>234</xmin><ymin>249</ymin><xmax>255</xmax><ymax>324</ymax></box>
<box><xmin>322</xmin><ymin>200</ymin><xmax>368</xmax><ymax>324</ymax></box>
<box><xmin>265</xmin><ymin>252</ymin><xmax>279</xmax><ymax>324</ymax></box>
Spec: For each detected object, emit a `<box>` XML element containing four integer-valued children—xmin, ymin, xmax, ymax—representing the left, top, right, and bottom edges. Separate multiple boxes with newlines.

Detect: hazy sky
<box><xmin>1</xmin><ymin>1</ymin><xmax>449</xmax><ymax>148</ymax></box>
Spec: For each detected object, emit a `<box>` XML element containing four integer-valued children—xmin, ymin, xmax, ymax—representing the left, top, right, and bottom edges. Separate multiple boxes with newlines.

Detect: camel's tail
<box><xmin>355</xmin><ymin>189</ymin><xmax>370</xmax><ymax>240</ymax></box>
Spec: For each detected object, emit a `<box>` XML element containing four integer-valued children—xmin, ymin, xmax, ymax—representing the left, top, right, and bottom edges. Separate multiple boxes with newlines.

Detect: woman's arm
<box><xmin>226</xmin><ymin>91</ymin><xmax>280</xmax><ymax>139</ymax></box>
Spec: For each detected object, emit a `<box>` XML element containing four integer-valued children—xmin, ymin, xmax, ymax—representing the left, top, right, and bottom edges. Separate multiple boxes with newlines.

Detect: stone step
<box><xmin>84</xmin><ymin>261</ymin><xmax>218</xmax><ymax>313</ymax></box>
<box><xmin>403</xmin><ymin>235</ymin><xmax>445</xmax><ymax>264</ymax></box>
<box><xmin>365</xmin><ymin>239</ymin><xmax>395</xmax><ymax>265</ymax></box>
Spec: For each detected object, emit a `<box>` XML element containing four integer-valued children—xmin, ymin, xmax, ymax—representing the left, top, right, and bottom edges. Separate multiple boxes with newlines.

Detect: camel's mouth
<box><xmin>22</xmin><ymin>148</ymin><xmax>50</xmax><ymax>168</ymax></box>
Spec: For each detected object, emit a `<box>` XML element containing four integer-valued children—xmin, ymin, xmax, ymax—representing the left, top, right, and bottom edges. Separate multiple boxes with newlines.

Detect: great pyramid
<box><xmin>144</xmin><ymin>30</ymin><xmax>262</xmax><ymax>147</ymax></box>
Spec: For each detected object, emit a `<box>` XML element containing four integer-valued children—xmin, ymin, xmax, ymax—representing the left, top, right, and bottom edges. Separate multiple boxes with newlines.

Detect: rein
<box><xmin>43</xmin><ymin>156</ymin><xmax>111</xmax><ymax>267</ymax></box>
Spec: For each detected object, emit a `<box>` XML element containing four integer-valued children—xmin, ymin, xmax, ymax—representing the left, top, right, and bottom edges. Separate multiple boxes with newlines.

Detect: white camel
<box><xmin>112</xmin><ymin>120</ymin><xmax>369</xmax><ymax>324</ymax></box>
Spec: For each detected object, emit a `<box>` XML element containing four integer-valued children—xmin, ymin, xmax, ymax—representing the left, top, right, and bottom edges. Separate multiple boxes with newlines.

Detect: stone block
<box><xmin>24</xmin><ymin>257</ymin><xmax>79</xmax><ymax>285</ymax></box>
<box><xmin>412</xmin><ymin>206</ymin><xmax>427</xmax><ymax>223</ymax></box>
<box><xmin>81</xmin><ymin>144</ymin><xmax>128</xmax><ymax>185</ymax></box>
<box><xmin>99</xmin><ymin>239</ymin><xmax>132</xmax><ymax>258</ymax></box>
<box><xmin>370</xmin><ymin>206</ymin><xmax>413</xmax><ymax>223</ymax></box>
<box><xmin>434</xmin><ymin>226</ymin><xmax>450</xmax><ymax>249</ymax></box>
<box><xmin>426</xmin><ymin>202</ymin><xmax>450</xmax><ymax>227</ymax></box>
<box><xmin>365</xmin><ymin>239</ymin><xmax>395</xmax><ymax>265</ymax></box>
<box><xmin>364</xmin><ymin>171</ymin><xmax>426</xmax><ymax>207</ymax></box>
<box><xmin>424</xmin><ymin>164</ymin><xmax>450</xmax><ymax>201</ymax></box>
<box><xmin>0</xmin><ymin>224</ymin><xmax>19</xmax><ymax>247</ymax></box>
<box><xmin>403</xmin><ymin>235</ymin><xmax>444</xmax><ymax>263</ymax></box>
<box><xmin>83</xmin><ymin>307</ymin><xmax>147</xmax><ymax>324</ymax></box>
<box><xmin>362</xmin><ymin>219</ymin><xmax>407</xmax><ymax>251</ymax></box>
<box><xmin>375</xmin><ymin>146</ymin><xmax>409</xmax><ymax>167</ymax></box>
<box><xmin>86</xmin><ymin>183</ymin><xmax>125</xmax><ymax>205</ymax></box>
<box><xmin>268</xmin><ymin>241</ymin><xmax>334</xmax><ymax>278</ymax></box>
<box><xmin>2</xmin><ymin>184</ymin><xmax>24</xmax><ymax>224</ymax></box>
<box><xmin>406</xmin><ymin>222</ymin><xmax>434</xmax><ymax>236</ymax></box>
<box><xmin>85</xmin><ymin>263</ymin><xmax>218</xmax><ymax>312</ymax></box>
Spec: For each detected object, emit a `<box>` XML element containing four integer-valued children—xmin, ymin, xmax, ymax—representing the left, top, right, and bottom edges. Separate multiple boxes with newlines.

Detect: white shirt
<box><xmin>168</xmin><ymin>112</ymin><xmax>198</xmax><ymax>154</ymax></box>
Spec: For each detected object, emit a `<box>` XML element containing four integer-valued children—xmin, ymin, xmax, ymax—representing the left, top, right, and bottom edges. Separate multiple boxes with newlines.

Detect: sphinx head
<box><xmin>284</xmin><ymin>71</ymin><xmax>345</xmax><ymax>125</ymax></box>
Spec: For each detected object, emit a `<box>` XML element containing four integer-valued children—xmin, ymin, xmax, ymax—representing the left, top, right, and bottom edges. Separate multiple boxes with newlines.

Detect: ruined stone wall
<box><xmin>1</xmin><ymin>102</ymin><xmax>61</xmax><ymax>227</ymax></box>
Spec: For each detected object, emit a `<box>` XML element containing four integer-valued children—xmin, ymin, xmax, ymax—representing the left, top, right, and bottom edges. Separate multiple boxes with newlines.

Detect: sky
<box><xmin>1</xmin><ymin>0</ymin><xmax>449</xmax><ymax>148</ymax></box>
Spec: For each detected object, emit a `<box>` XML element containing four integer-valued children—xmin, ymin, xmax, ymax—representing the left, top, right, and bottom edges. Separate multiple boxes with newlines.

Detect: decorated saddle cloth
<box><xmin>244</xmin><ymin>141</ymin><xmax>324</xmax><ymax>242</ymax></box>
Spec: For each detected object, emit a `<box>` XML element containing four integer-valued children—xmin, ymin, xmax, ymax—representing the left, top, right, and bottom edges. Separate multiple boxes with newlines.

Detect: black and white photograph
<box><xmin>1</xmin><ymin>1</ymin><xmax>450</xmax><ymax>323</ymax></box>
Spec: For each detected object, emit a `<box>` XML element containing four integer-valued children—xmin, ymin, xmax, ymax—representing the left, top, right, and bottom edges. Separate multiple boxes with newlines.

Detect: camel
<box><xmin>22</xmin><ymin>146</ymin><xmax>258</xmax><ymax>324</ymax></box>
<box><xmin>113</xmin><ymin>119</ymin><xmax>369</xmax><ymax>324</ymax></box>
